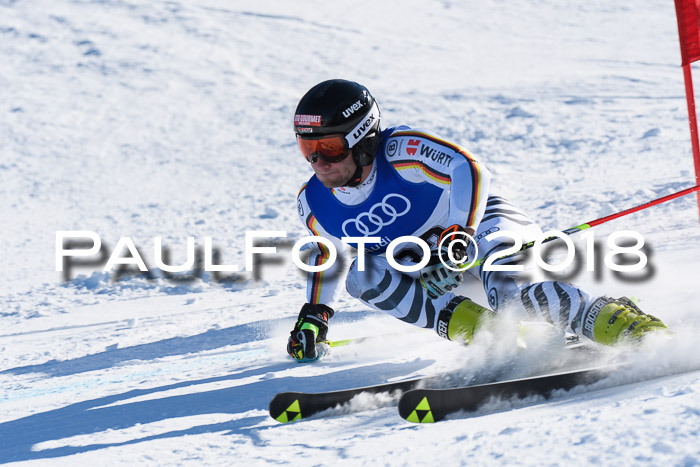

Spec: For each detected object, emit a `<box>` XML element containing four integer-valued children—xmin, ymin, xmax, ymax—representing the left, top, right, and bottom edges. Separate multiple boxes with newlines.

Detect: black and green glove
<box><xmin>287</xmin><ymin>303</ymin><xmax>334</xmax><ymax>362</ymax></box>
<box><xmin>420</xmin><ymin>224</ymin><xmax>470</xmax><ymax>299</ymax></box>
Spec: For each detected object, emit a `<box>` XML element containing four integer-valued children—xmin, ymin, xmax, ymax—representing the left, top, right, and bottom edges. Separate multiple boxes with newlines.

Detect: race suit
<box><xmin>296</xmin><ymin>126</ymin><xmax>598</xmax><ymax>339</ymax></box>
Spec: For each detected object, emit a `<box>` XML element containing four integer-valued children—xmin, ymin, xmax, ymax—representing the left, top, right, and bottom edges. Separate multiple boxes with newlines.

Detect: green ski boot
<box><xmin>435</xmin><ymin>296</ymin><xmax>494</xmax><ymax>344</ymax></box>
<box><xmin>583</xmin><ymin>296</ymin><xmax>668</xmax><ymax>345</ymax></box>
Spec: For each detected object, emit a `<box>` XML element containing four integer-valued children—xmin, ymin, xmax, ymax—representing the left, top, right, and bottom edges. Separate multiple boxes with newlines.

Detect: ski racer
<box><xmin>287</xmin><ymin>79</ymin><xmax>668</xmax><ymax>362</ymax></box>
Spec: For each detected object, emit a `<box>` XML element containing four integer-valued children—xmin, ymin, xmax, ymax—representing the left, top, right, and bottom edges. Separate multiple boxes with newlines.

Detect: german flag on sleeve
<box><xmin>391</xmin><ymin>160</ymin><xmax>451</xmax><ymax>185</ymax></box>
<box><xmin>305</xmin><ymin>213</ymin><xmax>331</xmax><ymax>304</ymax></box>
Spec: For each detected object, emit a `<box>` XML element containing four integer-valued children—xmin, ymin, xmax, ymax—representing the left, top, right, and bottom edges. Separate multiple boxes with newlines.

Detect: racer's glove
<box><xmin>420</xmin><ymin>225</ymin><xmax>471</xmax><ymax>300</ymax></box>
<box><xmin>287</xmin><ymin>303</ymin><xmax>334</xmax><ymax>362</ymax></box>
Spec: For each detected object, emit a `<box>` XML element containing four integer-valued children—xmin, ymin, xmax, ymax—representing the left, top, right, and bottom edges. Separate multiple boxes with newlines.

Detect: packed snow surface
<box><xmin>2</xmin><ymin>0</ymin><xmax>700</xmax><ymax>465</ymax></box>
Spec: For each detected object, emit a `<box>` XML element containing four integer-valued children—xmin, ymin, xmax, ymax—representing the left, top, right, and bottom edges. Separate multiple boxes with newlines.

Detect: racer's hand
<box><xmin>420</xmin><ymin>225</ymin><xmax>471</xmax><ymax>299</ymax></box>
<box><xmin>287</xmin><ymin>303</ymin><xmax>334</xmax><ymax>362</ymax></box>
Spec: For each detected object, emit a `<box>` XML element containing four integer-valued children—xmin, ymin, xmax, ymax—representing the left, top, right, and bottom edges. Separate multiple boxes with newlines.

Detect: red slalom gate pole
<box><xmin>675</xmin><ymin>0</ymin><xmax>700</xmax><ymax>222</ymax></box>
<box><xmin>682</xmin><ymin>63</ymin><xmax>700</xmax><ymax>217</ymax></box>
<box><xmin>583</xmin><ymin>184</ymin><xmax>700</xmax><ymax>228</ymax></box>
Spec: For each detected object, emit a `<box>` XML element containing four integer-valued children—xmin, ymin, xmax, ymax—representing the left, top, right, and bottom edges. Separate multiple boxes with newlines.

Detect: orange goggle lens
<box><xmin>297</xmin><ymin>134</ymin><xmax>350</xmax><ymax>163</ymax></box>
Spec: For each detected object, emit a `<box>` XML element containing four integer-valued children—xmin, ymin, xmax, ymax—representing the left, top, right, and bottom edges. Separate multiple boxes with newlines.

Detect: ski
<box><xmin>397</xmin><ymin>363</ymin><xmax>620</xmax><ymax>423</ymax></box>
<box><xmin>270</xmin><ymin>338</ymin><xmax>599</xmax><ymax>423</ymax></box>
<box><xmin>269</xmin><ymin>373</ymin><xmax>445</xmax><ymax>423</ymax></box>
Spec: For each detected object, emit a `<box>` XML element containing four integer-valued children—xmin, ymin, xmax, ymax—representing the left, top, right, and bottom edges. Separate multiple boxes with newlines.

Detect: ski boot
<box><xmin>582</xmin><ymin>296</ymin><xmax>668</xmax><ymax>345</ymax></box>
<box><xmin>436</xmin><ymin>296</ymin><xmax>494</xmax><ymax>344</ymax></box>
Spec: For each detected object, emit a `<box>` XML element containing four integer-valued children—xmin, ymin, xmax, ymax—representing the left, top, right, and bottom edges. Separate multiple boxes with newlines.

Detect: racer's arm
<box><xmin>288</xmin><ymin>184</ymin><xmax>349</xmax><ymax>362</ymax></box>
<box><xmin>296</xmin><ymin>184</ymin><xmax>349</xmax><ymax>305</ymax></box>
<box><xmin>446</xmin><ymin>156</ymin><xmax>491</xmax><ymax>235</ymax></box>
<box><xmin>386</xmin><ymin>129</ymin><xmax>491</xmax><ymax>298</ymax></box>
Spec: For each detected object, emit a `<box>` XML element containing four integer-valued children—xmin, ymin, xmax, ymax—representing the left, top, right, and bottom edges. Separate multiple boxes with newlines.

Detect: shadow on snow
<box><xmin>0</xmin><ymin>358</ymin><xmax>433</xmax><ymax>463</ymax></box>
<box><xmin>0</xmin><ymin>310</ymin><xmax>378</xmax><ymax>377</ymax></box>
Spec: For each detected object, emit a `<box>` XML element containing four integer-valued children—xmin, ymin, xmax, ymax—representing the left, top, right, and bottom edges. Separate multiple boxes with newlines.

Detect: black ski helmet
<box><xmin>294</xmin><ymin>79</ymin><xmax>381</xmax><ymax>170</ymax></box>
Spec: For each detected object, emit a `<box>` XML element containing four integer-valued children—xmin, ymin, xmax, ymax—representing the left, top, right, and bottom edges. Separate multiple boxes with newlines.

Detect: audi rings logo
<box><xmin>342</xmin><ymin>194</ymin><xmax>411</xmax><ymax>237</ymax></box>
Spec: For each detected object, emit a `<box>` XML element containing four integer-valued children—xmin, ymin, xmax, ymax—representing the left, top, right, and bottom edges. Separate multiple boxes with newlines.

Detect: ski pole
<box><xmin>467</xmin><ymin>184</ymin><xmax>700</xmax><ymax>269</ymax></box>
<box><xmin>319</xmin><ymin>329</ymin><xmax>429</xmax><ymax>348</ymax></box>
<box><xmin>322</xmin><ymin>337</ymin><xmax>361</xmax><ymax>348</ymax></box>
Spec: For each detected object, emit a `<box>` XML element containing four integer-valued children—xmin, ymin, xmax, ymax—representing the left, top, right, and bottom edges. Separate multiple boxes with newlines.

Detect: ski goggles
<box><xmin>296</xmin><ymin>134</ymin><xmax>351</xmax><ymax>164</ymax></box>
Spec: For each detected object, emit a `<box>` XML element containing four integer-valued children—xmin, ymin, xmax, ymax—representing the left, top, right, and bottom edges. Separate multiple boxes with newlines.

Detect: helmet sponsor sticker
<box><xmin>342</xmin><ymin>100</ymin><xmax>364</xmax><ymax>118</ymax></box>
<box><xmin>294</xmin><ymin>114</ymin><xmax>322</xmax><ymax>126</ymax></box>
<box><xmin>345</xmin><ymin>102</ymin><xmax>380</xmax><ymax>148</ymax></box>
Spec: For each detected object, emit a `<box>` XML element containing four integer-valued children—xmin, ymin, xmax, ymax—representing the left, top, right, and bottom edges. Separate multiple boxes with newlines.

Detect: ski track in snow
<box><xmin>2</xmin><ymin>0</ymin><xmax>700</xmax><ymax>465</ymax></box>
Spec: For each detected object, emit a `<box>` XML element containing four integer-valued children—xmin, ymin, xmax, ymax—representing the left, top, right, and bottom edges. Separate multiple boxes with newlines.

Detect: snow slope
<box><xmin>2</xmin><ymin>0</ymin><xmax>700</xmax><ymax>465</ymax></box>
